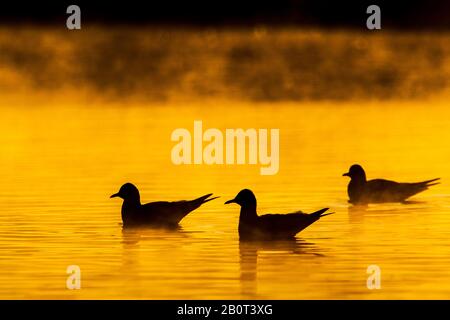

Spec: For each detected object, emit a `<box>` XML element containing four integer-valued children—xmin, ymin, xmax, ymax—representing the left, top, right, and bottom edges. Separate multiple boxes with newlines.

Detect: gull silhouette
<box><xmin>111</xmin><ymin>183</ymin><xmax>218</xmax><ymax>227</ymax></box>
<box><xmin>225</xmin><ymin>189</ymin><xmax>331</xmax><ymax>240</ymax></box>
<box><xmin>343</xmin><ymin>164</ymin><xmax>440</xmax><ymax>204</ymax></box>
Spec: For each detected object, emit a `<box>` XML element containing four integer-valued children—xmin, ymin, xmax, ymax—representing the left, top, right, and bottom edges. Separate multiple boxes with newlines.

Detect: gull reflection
<box><xmin>239</xmin><ymin>238</ymin><xmax>324</xmax><ymax>297</ymax></box>
<box><xmin>121</xmin><ymin>225</ymin><xmax>187</xmax><ymax>246</ymax></box>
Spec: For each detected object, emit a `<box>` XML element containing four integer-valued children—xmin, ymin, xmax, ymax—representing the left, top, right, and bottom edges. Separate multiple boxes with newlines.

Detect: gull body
<box><xmin>343</xmin><ymin>164</ymin><xmax>440</xmax><ymax>204</ymax></box>
<box><xmin>225</xmin><ymin>189</ymin><xmax>331</xmax><ymax>240</ymax></box>
<box><xmin>111</xmin><ymin>183</ymin><xmax>218</xmax><ymax>227</ymax></box>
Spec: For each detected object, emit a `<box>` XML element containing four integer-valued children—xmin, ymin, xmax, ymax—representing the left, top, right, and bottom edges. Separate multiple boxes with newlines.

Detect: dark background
<box><xmin>0</xmin><ymin>0</ymin><xmax>449</xmax><ymax>29</ymax></box>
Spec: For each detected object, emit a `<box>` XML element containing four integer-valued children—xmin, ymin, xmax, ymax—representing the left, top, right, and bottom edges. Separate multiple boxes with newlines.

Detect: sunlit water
<box><xmin>1</xmin><ymin>101</ymin><xmax>450</xmax><ymax>299</ymax></box>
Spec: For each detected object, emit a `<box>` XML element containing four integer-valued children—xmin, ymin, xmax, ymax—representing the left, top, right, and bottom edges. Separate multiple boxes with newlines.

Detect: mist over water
<box><xmin>0</xmin><ymin>27</ymin><xmax>449</xmax><ymax>103</ymax></box>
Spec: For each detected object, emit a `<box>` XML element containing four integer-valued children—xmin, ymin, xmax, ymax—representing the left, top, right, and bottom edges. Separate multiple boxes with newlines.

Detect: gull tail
<box><xmin>311</xmin><ymin>208</ymin><xmax>333</xmax><ymax>218</ymax></box>
<box><xmin>181</xmin><ymin>193</ymin><xmax>220</xmax><ymax>218</ymax></box>
<box><xmin>419</xmin><ymin>178</ymin><xmax>440</xmax><ymax>187</ymax></box>
<box><xmin>413</xmin><ymin>178</ymin><xmax>441</xmax><ymax>190</ymax></box>
<box><xmin>194</xmin><ymin>193</ymin><xmax>220</xmax><ymax>205</ymax></box>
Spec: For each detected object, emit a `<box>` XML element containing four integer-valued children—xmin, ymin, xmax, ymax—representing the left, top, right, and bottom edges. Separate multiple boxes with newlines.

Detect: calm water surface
<box><xmin>1</xmin><ymin>101</ymin><xmax>450</xmax><ymax>299</ymax></box>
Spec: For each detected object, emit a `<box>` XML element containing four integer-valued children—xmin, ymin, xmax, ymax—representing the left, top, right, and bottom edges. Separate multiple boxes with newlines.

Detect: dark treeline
<box><xmin>0</xmin><ymin>0</ymin><xmax>449</xmax><ymax>30</ymax></box>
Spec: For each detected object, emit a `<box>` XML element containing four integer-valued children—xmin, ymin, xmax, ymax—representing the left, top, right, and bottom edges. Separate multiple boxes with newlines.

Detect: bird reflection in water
<box><xmin>121</xmin><ymin>224</ymin><xmax>186</xmax><ymax>246</ymax></box>
<box><xmin>347</xmin><ymin>200</ymin><xmax>430</xmax><ymax>226</ymax></box>
<box><xmin>239</xmin><ymin>239</ymin><xmax>324</xmax><ymax>297</ymax></box>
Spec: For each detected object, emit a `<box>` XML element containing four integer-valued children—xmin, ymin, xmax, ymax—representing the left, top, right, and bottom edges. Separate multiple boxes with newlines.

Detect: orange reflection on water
<box><xmin>0</xmin><ymin>101</ymin><xmax>450</xmax><ymax>299</ymax></box>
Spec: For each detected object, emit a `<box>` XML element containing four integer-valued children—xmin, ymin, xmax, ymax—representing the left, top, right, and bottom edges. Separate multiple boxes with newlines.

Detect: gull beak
<box><xmin>110</xmin><ymin>193</ymin><xmax>119</xmax><ymax>198</ymax></box>
<box><xmin>225</xmin><ymin>199</ymin><xmax>236</xmax><ymax>204</ymax></box>
<box><xmin>342</xmin><ymin>172</ymin><xmax>349</xmax><ymax>177</ymax></box>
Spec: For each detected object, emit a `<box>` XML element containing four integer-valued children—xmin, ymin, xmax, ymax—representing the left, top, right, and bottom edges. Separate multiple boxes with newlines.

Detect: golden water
<box><xmin>0</xmin><ymin>101</ymin><xmax>450</xmax><ymax>299</ymax></box>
